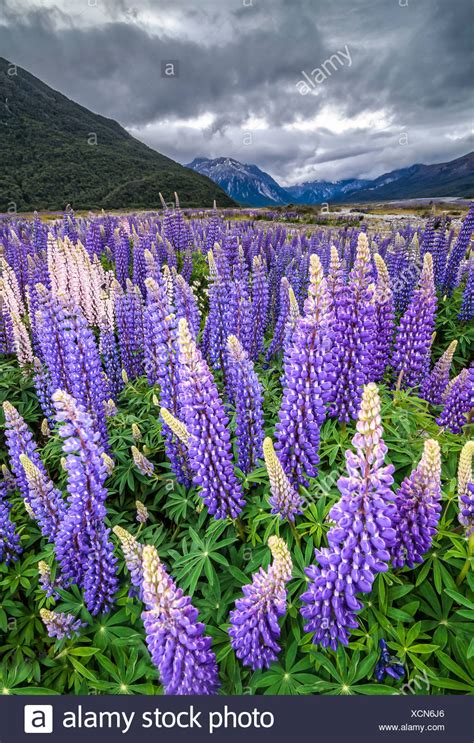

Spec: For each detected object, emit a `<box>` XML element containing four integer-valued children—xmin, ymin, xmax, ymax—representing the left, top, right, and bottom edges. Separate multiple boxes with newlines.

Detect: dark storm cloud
<box><xmin>0</xmin><ymin>0</ymin><xmax>472</xmax><ymax>182</ymax></box>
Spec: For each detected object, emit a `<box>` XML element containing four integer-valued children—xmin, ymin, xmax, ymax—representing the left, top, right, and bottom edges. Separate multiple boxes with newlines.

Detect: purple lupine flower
<box><xmin>144</xmin><ymin>247</ymin><xmax>163</xmax><ymax>283</ymax></box>
<box><xmin>391</xmin><ymin>253</ymin><xmax>437</xmax><ymax>390</ymax></box>
<box><xmin>372</xmin><ymin>254</ymin><xmax>395</xmax><ymax>381</ymax></box>
<box><xmin>19</xmin><ymin>454</ymin><xmax>66</xmax><ymax>541</ymax></box>
<box><xmin>113</xmin><ymin>526</ymin><xmax>144</xmax><ymax>596</ymax></box>
<box><xmin>40</xmin><ymin>609</ymin><xmax>83</xmax><ymax>640</ymax></box>
<box><xmin>300</xmin><ymin>383</ymin><xmax>396</xmax><ymax>649</ymax></box>
<box><xmin>460</xmin><ymin>483</ymin><xmax>474</xmax><ymax>539</ymax></box>
<box><xmin>436</xmin><ymin>366</ymin><xmax>473</xmax><ymax>434</ymax></box>
<box><xmin>38</xmin><ymin>560</ymin><xmax>60</xmax><ymax>600</ymax></box>
<box><xmin>228</xmin><ymin>275</ymin><xmax>253</xmax><ymax>355</ymax></box>
<box><xmin>173</xmin><ymin>273</ymin><xmax>201</xmax><ymax>338</ymax></box>
<box><xmin>275</xmin><ymin>254</ymin><xmax>334</xmax><ymax>486</ymax></box>
<box><xmin>203</xmin><ymin>247</ymin><xmax>232</xmax><ymax>373</ymax></box>
<box><xmin>33</xmin><ymin>284</ymin><xmax>70</xmax><ymax>395</ymax></box>
<box><xmin>115</xmin><ymin>279</ymin><xmax>144</xmax><ymax>380</ymax></box>
<box><xmin>263</xmin><ymin>437</ymin><xmax>304</xmax><ymax>521</ymax></box>
<box><xmin>53</xmin><ymin>390</ymin><xmax>118</xmax><ymax>615</ymax></box>
<box><xmin>458</xmin><ymin>441</ymin><xmax>474</xmax><ymax>536</ymax></box>
<box><xmin>143</xmin><ymin>275</ymin><xmax>175</xmax><ymax>385</ymax></box>
<box><xmin>131</xmin><ymin>446</ymin><xmax>154</xmax><ymax>476</ymax></box>
<box><xmin>132</xmin><ymin>233</ymin><xmax>147</xmax><ymax>296</ymax></box>
<box><xmin>59</xmin><ymin>296</ymin><xmax>110</xmax><ymax>445</ymax></box>
<box><xmin>62</xmin><ymin>206</ymin><xmax>78</xmax><ymax>243</ymax></box>
<box><xmin>249</xmin><ymin>255</ymin><xmax>269</xmax><ymax>359</ymax></box>
<box><xmin>32</xmin><ymin>358</ymin><xmax>55</xmax><ymax>422</ymax></box>
<box><xmin>459</xmin><ymin>252</ymin><xmax>474</xmax><ymax>322</ymax></box>
<box><xmin>144</xmin><ymin>276</ymin><xmax>190</xmax><ymax>486</ymax></box>
<box><xmin>85</xmin><ymin>223</ymin><xmax>103</xmax><ymax>259</ymax></box>
<box><xmin>227</xmin><ymin>335</ymin><xmax>264</xmax><ymax>474</ymax></box>
<box><xmin>35</xmin><ymin>286</ymin><xmax>109</xmax><ymax>444</ymax></box>
<box><xmin>443</xmin><ymin>203</ymin><xmax>474</xmax><ymax>295</ymax></box>
<box><xmin>141</xmin><ymin>544</ymin><xmax>219</xmax><ymax>695</ymax></box>
<box><xmin>176</xmin><ymin>317</ymin><xmax>245</xmax><ymax>519</ymax></box>
<box><xmin>280</xmin><ymin>285</ymin><xmax>301</xmax><ymax>374</ymax></box>
<box><xmin>114</xmin><ymin>231</ymin><xmax>131</xmax><ymax>288</ymax></box>
<box><xmin>390</xmin><ymin>440</ymin><xmax>441</xmax><ymax>568</ymax></box>
<box><xmin>265</xmin><ymin>277</ymin><xmax>291</xmax><ymax>361</ymax></box>
<box><xmin>229</xmin><ymin>536</ymin><xmax>292</xmax><ymax>670</ymax></box>
<box><xmin>2</xmin><ymin>401</ymin><xmax>47</xmax><ymax>507</ymax></box>
<box><xmin>330</xmin><ymin>234</ymin><xmax>376</xmax><ymax>422</ymax></box>
<box><xmin>326</xmin><ymin>246</ymin><xmax>345</xmax><ymax>304</ymax></box>
<box><xmin>0</xmin><ymin>475</ymin><xmax>21</xmax><ymax>564</ymax></box>
<box><xmin>163</xmin><ymin>193</ymin><xmax>190</xmax><ymax>258</ymax></box>
<box><xmin>420</xmin><ymin>218</ymin><xmax>436</xmax><ymax>262</ymax></box>
<box><xmin>432</xmin><ymin>222</ymin><xmax>449</xmax><ymax>289</ymax></box>
<box><xmin>136</xmin><ymin>500</ymin><xmax>148</xmax><ymax>524</ymax></box>
<box><xmin>205</xmin><ymin>201</ymin><xmax>222</xmax><ymax>252</ymax></box>
<box><xmin>420</xmin><ymin>340</ymin><xmax>458</xmax><ymax>405</ymax></box>
<box><xmin>375</xmin><ymin>639</ymin><xmax>405</xmax><ymax>682</ymax></box>
<box><xmin>0</xmin><ymin>296</ymin><xmax>12</xmax><ymax>355</ymax></box>
<box><xmin>99</xmin><ymin>326</ymin><xmax>123</xmax><ymax>400</ymax></box>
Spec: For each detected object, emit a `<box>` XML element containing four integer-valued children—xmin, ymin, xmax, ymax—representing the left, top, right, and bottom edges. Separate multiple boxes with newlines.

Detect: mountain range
<box><xmin>187</xmin><ymin>153</ymin><xmax>474</xmax><ymax>207</ymax></box>
<box><xmin>0</xmin><ymin>58</ymin><xmax>234</xmax><ymax>212</ymax></box>
<box><xmin>1</xmin><ymin>56</ymin><xmax>472</xmax><ymax>213</ymax></box>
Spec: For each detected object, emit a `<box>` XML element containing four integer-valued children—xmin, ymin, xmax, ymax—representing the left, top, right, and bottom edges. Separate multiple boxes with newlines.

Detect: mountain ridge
<box><xmin>187</xmin><ymin>153</ymin><xmax>474</xmax><ymax>206</ymax></box>
<box><xmin>186</xmin><ymin>157</ymin><xmax>291</xmax><ymax>207</ymax></box>
<box><xmin>0</xmin><ymin>57</ymin><xmax>235</xmax><ymax>211</ymax></box>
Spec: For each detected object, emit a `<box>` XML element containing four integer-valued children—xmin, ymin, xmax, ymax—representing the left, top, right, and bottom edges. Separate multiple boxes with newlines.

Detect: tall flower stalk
<box><xmin>390</xmin><ymin>440</ymin><xmax>441</xmax><ymax>568</ymax></box>
<box><xmin>176</xmin><ymin>318</ymin><xmax>245</xmax><ymax>519</ymax></box>
<box><xmin>141</xmin><ymin>544</ymin><xmax>219</xmax><ymax>695</ymax></box>
<box><xmin>53</xmin><ymin>390</ymin><xmax>118</xmax><ymax>615</ymax></box>
<box><xmin>263</xmin><ymin>437</ymin><xmax>304</xmax><ymax>522</ymax></box>
<box><xmin>420</xmin><ymin>340</ymin><xmax>458</xmax><ymax>405</ymax></box>
<box><xmin>458</xmin><ymin>441</ymin><xmax>474</xmax><ymax>537</ymax></box>
<box><xmin>330</xmin><ymin>234</ymin><xmax>376</xmax><ymax>421</ymax></box>
<box><xmin>300</xmin><ymin>383</ymin><xmax>396</xmax><ymax>649</ymax></box>
<box><xmin>227</xmin><ymin>335</ymin><xmax>264</xmax><ymax>474</ymax></box>
<box><xmin>275</xmin><ymin>254</ymin><xmax>334</xmax><ymax>485</ymax></box>
<box><xmin>229</xmin><ymin>536</ymin><xmax>292</xmax><ymax>670</ymax></box>
<box><xmin>391</xmin><ymin>253</ymin><xmax>437</xmax><ymax>390</ymax></box>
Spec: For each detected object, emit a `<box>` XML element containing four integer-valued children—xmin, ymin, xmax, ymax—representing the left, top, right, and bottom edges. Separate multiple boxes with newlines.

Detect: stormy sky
<box><xmin>0</xmin><ymin>0</ymin><xmax>472</xmax><ymax>184</ymax></box>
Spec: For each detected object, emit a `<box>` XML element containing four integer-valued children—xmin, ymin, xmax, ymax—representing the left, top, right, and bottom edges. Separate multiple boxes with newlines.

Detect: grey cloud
<box><xmin>0</xmin><ymin>0</ymin><xmax>472</xmax><ymax>183</ymax></box>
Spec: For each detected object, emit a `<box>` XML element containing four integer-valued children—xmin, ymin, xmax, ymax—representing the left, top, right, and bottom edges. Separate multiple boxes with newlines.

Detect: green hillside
<box><xmin>0</xmin><ymin>58</ymin><xmax>235</xmax><ymax>211</ymax></box>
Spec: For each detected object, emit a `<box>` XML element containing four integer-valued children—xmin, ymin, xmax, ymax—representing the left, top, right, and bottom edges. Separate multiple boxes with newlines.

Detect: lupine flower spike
<box><xmin>436</xmin><ymin>367</ymin><xmax>473</xmax><ymax>434</ymax></box>
<box><xmin>229</xmin><ymin>536</ymin><xmax>292</xmax><ymax>670</ymax></box>
<box><xmin>263</xmin><ymin>437</ymin><xmax>304</xmax><ymax>522</ymax></box>
<box><xmin>176</xmin><ymin>317</ymin><xmax>245</xmax><ymax>519</ymax></box>
<box><xmin>391</xmin><ymin>252</ymin><xmax>437</xmax><ymax>390</ymax></box>
<box><xmin>19</xmin><ymin>454</ymin><xmax>66</xmax><ymax>541</ymax></box>
<box><xmin>0</xmin><ymin>474</ymin><xmax>21</xmax><ymax>564</ymax></box>
<box><xmin>458</xmin><ymin>441</ymin><xmax>474</xmax><ymax>537</ymax></box>
<box><xmin>227</xmin><ymin>334</ymin><xmax>264</xmax><ymax>474</ymax></box>
<box><xmin>40</xmin><ymin>609</ymin><xmax>83</xmax><ymax>640</ymax></box>
<box><xmin>390</xmin><ymin>440</ymin><xmax>441</xmax><ymax>568</ymax></box>
<box><xmin>141</xmin><ymin>544</ymin><xmax>219</xmax><ymax>695</ymax></box>
<box><xmin>136</xmin><ymin>500</ymin><xmax>148</xmax><ymax>524</ymax></box>
<box><xmin>131</xmin><ymin>446</ymin><xmax>154</xmax><ymax>476</ymax></box>
<box><xmin>113</xmin><ymin>525</ymin><xmax>144</xmax><ymax>596</ymax></box>
<box><xmin>421</xmin><ymin>340</ymin><xmax>458</xmax><ymax>405</ymax></box>
<box><xmin>375</xmin><ymin>639</ymin><xmax>405</xmax><ymax>682</ymax></box>
<box><xmin>160</xmin><ymin>407</ymin><xmax>190</xmax><ymax>446</ymax></box>
<box><xmin>300</xmin><ymin>383</ymin><xmax>396</xmax><ymax>649</ymax></box>
<box><xmin>38</xmin><ymin>560</ymin><xmax>60</xmax><ymax>599</ymax></box>
<box><xmin>53</xmin><ymin>390</ymin><xmax>118</xmax><ymax>615</ymax></box>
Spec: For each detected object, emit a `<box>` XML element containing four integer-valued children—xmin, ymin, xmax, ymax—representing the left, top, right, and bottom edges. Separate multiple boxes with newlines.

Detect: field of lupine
<box><xmin>0</xmin><ymin>199</ymin><xmax>473</xmax><ymax>696</ymax></box>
